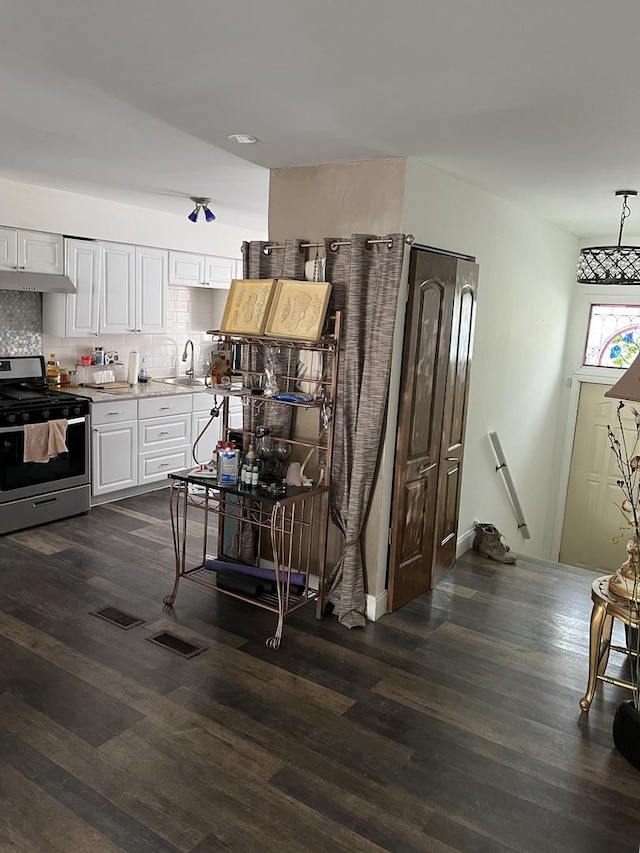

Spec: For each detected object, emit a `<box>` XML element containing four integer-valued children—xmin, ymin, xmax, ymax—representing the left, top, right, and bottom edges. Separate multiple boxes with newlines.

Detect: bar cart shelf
<box><xmin>163</xmin><ymin>314</ymin><xmax>340</xmax><ymax>649</ymax></box>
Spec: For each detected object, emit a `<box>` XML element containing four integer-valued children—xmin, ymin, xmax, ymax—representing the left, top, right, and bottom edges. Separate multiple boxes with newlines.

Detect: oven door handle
<box><xmin>0</xmin><ymin>416</ymin><xmax>87</xmax><ymax>434</ymax></box>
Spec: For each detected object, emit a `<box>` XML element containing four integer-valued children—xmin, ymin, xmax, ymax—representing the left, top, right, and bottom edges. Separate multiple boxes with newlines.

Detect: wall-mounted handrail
<box><xmin>488</xmin><ymin>431</ymin><xmax>531</xmax><ymax>539</ymax></box>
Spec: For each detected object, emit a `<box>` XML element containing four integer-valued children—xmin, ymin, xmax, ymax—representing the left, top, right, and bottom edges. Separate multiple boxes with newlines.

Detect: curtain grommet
<box><xmin>262</xmin><ymin>246</ymin><xmax>272</xmax><ymax>256</ymax></box>
<box><xmin>329</xmin><ymin>241</ymin><xmax>340</xmax><ymax>252</ymax></box>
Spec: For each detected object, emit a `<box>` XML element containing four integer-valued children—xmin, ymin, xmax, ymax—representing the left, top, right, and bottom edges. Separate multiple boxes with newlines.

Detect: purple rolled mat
<box><xmin>204</xmin><ymin>557</ymin><xmax>306</xmax><ymax>588</ymax></box>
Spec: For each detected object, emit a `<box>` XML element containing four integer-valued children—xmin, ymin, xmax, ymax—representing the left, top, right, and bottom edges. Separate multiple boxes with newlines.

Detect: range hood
<box><xmin>0</xmin><ymin>270</ymin><xmax>75</xmax><ymax>293</ymax></box>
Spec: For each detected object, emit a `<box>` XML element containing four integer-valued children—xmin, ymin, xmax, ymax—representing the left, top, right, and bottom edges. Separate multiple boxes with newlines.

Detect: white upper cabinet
<box><xmin>136</xmin><ymin>246</ymin><xmax>167</xmax><ymax>333</ymax></box>
<box><xmin>100</xmin><ymin>243</ymin><xmax>136</xmax><ymax>334</ymax></box>
<box><xmin>205</xmin><ymin>255</ymin><xmax>236</xmax><ymax>289</ymax></box>
<box><xmin>99</xmin><ymin>244</ymin><xmax>167</xmax><ymax>334</ymax></box>
<box><xmin>169</xmin><ymin>250</ymin><xmax>239</xmax><ymax>288</ymax></box>
<box><xmin>0</xmin><ymin>227</ymin><xmax>62</xmax><ymax>273</ymax></box>
<box><xmin>169</xmin><ymin>251</ymin><xmax>206</xmax><ymax>286</ymax></box>
<box><xmin>0</xmin><ymin>227</ymin><xmax>18</xmax><ymax>270</ymax></box>
<box><xmin>18</xmin><ymin>231</ymin><xmax>63</xmax><ymax>273</ymax></box>
<box><xmin>43</xmin><ymin>239</ymin><xmax>101</xmax><ymax>337</ymax></box>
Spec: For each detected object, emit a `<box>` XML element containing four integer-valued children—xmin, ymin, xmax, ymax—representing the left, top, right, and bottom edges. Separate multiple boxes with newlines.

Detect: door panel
<box><xmin>559</xmin><ymin>383</ymin><xmax>628</xmax><ymax>571</ymax></box>
<box><xmin>434</xmin><ymin>267</ymin><xmax>478</xmax><ymax>584</ymax></box>
<box><xmin>388</xmin><ymin>249</ymin><xmax>478</xmax><ymax>611</ymax></box>
<box><xmin>18</xmin><ymin>231</ymin><xmax>63</xmax><ymax>274</ymax></box>
<box><xmin>0</xmin><ymin>227</ymin><xmax>17</xmax><ymax>270</ymax></box>
<box><xmin>65</xmin><ymin>240</ymin><xmax>101</xmax><ymax>338</ymax></box>
<box><xmin>387</xmin><ymin>251</ymin><xmax>455</xmax><ymax>611</ymax></box>
<box><xmin>100</xmin><ymin>243</ymin><xmax>136</xmax><ymax>333</ymax></box>
<box><xmin>137</xmin><ymin>247</ymin><xmax>167</xmax><ymax>332</ymax></box>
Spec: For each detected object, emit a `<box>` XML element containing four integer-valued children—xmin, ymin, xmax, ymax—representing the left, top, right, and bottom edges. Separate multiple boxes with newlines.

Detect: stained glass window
<box><xmin>583</xmin><ymin>304</ymin><xmax>640</xmax><ymax>367</ymax></box>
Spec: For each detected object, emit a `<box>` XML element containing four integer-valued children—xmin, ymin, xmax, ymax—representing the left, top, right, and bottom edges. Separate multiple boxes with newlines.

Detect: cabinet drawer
<box><xmin>92</xmin><ymin>399</ymin><xmax>138</xmax><ymax>425</ymax></box>
<box><xmin>138</xmin><ymin>413</ymin><xmax>191</xmax><ymax>451</ymax></box>
<box><xmin>139</xmin><ymin>446</ymin><xmax>191</xmax><ymax>484</ymax></box>
<box><xmin>138</xmin><ymin>394</ymin><xmax>192</xmax><ymax>419</ymax></box>
<box><xmin>192</xmin><ymin>391</ymin><xmax>218</xmax><ymax>412</ymax></box>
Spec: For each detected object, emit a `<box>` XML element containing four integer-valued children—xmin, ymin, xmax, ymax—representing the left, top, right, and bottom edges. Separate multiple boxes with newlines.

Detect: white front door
<box><xmin>559</xmin><ymin>382</ymin><xmax>631</xmax><ymax>571</ymax></box>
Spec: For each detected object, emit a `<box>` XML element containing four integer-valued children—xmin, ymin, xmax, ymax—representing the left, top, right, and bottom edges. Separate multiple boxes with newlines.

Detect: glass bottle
<box><xmin>255</xmin><ymin>426</ymin><xmax>274</xmax><ymax>467</ymax></box>
<box><xmin>46</xmin><ymin>354</ymin><xmax>60</xmax><ymax>386</ymax></box>
<box><xmin>138</xmin><ymin>358</ymin><xmax>148</xmax><ymax>383</ymax></box>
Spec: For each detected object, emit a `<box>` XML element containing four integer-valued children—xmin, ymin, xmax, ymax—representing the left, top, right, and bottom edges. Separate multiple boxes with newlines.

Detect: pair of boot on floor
<box><xmin>473</xmin><ymin>522</ymin><xmax>516</xmax><ymax>564</ymax></box>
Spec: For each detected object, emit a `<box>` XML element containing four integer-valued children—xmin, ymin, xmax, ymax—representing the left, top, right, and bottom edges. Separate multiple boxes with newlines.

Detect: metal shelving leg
<box><xmin>164</xmin><ymin>481</ymin><xmax>188</xmax><ymax>607</ymax></box>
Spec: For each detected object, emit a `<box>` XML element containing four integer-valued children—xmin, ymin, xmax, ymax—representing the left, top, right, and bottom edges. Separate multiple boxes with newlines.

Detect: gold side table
<box><xmin>580</xmin><ymin>575</ymin><xmax>640</xmax><ymax>711</ymax></box>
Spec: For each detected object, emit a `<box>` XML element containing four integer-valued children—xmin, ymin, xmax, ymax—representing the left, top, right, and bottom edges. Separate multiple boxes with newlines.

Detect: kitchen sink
<box><xmin>154</xmin><ymin>376</ymin><xmax>209</xmax><ymax>387</ymax></box>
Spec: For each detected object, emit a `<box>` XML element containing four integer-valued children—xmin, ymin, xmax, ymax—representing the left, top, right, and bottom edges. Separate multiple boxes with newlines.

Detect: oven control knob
<box><xmin>42</xmin><ymin>409</ymin><xmax>50</xmax><ymax>420</ymax></box>
<box><xmin>62</xmin><ymin>407</ymin><xmax>69</xmax><ymax>418</ymax></box>
<box><xmin>7</xmin><ymin>414</ymin><xmax>16</xmax><ymax>424</ymax></box>
<box><xmin>73</xmin><ymin>406</ymin><xmax>81</xmax><ymax>416</ymax></box>
<box><xmin>21</xmin><ymin>413</ymin><xmax>29</xmax><ymax>422</ymax></box>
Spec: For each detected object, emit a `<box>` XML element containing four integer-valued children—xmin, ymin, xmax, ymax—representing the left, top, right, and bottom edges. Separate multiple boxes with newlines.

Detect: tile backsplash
<box><xmin>40</xmin><ymin>286</ymin><xmax>227</xmax><ymax>379</ymax></box>
<box><xmin>0</xmin><ymin>291</ymin><xmax>43</xmax><ymax>356</ymax></box>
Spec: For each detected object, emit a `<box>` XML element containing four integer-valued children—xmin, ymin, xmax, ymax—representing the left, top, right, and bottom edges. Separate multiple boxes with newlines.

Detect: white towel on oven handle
<box><xmin>23</xmin><ymin>419</ymin><xmax>69</xmax><ymax>464</ymax></box>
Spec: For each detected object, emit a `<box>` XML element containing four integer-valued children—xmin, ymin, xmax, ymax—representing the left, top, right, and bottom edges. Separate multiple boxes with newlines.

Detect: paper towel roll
<box><xmin>127</xmin><ymin>351</ymin><xmax>139</xmax><ymax>385</ymax></box>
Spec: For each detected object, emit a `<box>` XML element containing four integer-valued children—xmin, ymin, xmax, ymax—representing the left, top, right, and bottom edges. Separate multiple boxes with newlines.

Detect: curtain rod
<box><xmin>244</xmin><ymin>234</ymin><xmax>415</xmax><ymax>254</ymax></box>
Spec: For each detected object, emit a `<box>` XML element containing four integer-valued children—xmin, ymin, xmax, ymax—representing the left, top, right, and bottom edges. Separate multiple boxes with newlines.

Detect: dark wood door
<box><xmin>387</xmin><ymin>249</ymin><xmax>478</xmax><ymax>611</ymax></box>
<box><xmin>433</xmin><ymin>259</ymin><xmax>478</xmax><ymax>586</ymax></box>
<box><xmin>387</xmin><ymin>251</ymin><xmax>455</xmax><ymax>611</ymax></box>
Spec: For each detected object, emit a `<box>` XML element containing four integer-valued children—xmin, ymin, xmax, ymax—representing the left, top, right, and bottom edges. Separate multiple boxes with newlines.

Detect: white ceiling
<box><xmin>2</xmin><ymin>0</ymin><xmax>640</xmax><ymax>237</ymax></box>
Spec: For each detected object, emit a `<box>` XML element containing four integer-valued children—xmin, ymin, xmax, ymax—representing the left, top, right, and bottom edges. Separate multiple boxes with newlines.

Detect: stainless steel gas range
<box><xmin>0</xmin><ymin>356</ymin><xmax>91</xmax><ymax>535</ymax></box>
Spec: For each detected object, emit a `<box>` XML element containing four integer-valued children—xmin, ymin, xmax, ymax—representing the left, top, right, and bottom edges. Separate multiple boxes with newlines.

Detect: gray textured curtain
<box><xmin>233</xmin><ymin>240</ymin><xmax>306</xmax><ymax>563</ymax></box>
<box><xmin>325</xmin><ymin>234</ymin><xmax>406</xmax><ymax>628</ymax></box>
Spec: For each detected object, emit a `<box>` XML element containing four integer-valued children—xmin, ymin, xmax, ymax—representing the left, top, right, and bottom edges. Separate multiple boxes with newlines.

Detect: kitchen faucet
<box><xmin>182</xmin><ymin>339</ymin><xmax>195</xmax><ymax>378</ymax></box>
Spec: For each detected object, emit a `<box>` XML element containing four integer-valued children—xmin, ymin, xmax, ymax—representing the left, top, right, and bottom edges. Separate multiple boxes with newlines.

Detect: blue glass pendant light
<box><xmin>187</xmin><ymin>197</ymin><xmax>215</xmax><ymax>223</ymax></box>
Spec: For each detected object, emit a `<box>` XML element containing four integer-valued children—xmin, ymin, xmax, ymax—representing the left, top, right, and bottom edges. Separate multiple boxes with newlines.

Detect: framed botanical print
<box><xmin>220</xmin><ymin>279</ymin><xmax>277</xmax><ymax>335</ymax></box>
<box><xmin>264</xmin><ymin>279</ymin><xmax>332</xmax><ymax>341</ymax></box>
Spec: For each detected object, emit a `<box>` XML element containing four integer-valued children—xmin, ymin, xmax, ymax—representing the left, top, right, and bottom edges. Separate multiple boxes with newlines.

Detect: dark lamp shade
<box><xmin>604</xmin><ymin>353</ymin><xmax>640</xmax><ymax>401</ymax></box>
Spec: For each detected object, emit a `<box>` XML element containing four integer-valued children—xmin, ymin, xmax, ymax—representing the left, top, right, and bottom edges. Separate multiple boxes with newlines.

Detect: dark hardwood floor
<box><xmin>0</xmin><ymin>490</ymin><xmax>638</xmax><ymax>852</ymax></box>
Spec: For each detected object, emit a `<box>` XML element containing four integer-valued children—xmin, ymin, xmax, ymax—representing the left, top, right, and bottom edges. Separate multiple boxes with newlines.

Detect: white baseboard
<box><xmin>456</xmin><ymin>525</ymin><xmax>475</xmax><ymax>558</ymax></box>
<box><xmin>366</xmin><ymin>590</ymin><xmax>388</xmax><ymax>621</ymax></box>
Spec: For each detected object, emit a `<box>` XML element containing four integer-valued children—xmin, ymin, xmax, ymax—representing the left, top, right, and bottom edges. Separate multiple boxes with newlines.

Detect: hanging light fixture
<box><xmin>187</xmin><ymin>197</ymin><xmax>216</xmax><ymax>223</ymax></box>
<box><xmin>577</xmin><ymin>190</ymin><xmax>640</xmax><ymax>284</ymax></box>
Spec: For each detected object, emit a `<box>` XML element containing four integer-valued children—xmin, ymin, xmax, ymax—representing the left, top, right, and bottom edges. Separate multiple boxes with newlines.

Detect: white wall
<box><xmin>0</xmin><ymin>176</ymin><xmax>266</xmax><ymax>257</ymax></box>
<box><xmin>400</xmin><ymin>158</ymin><xmax>579</xmax><ymax>561</ymax></box>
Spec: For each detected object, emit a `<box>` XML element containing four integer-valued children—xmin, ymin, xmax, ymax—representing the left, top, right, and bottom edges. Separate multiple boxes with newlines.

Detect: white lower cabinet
<box><xmin>92</xmin><ymin>394</ymin><xmax>197</xmax><ymax>497</ymax></box>
<box><xmin>191</xmin><ymin>409</ymin><xmax>221</xmax><ymax>464</ymax></box>
<box><xmin>138</xmin><ymin>446</ymin><xmax>192</xmax><ymax>485</ymax></box>
<box><xmin>92</xmin><ymin>420</ymin><xmax>138</xmax><ymax>496</ymax></box>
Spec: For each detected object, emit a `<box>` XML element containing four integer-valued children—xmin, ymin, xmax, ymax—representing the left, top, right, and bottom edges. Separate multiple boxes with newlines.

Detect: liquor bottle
<box><xmin>138</xmin><ymin>358</ymin><xmax>148</xmax><ymax>383</ymax></box>
<box><xmin>46</xmin><ymin>354</ymin><xmax>61</xmax><ymax>386</ymax></box>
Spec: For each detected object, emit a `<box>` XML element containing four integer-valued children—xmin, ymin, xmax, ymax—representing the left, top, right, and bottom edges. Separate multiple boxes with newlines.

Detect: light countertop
<box><xmin>57</xmin><ymin>380</ymin><xmax>211</xmax><ymax>403</ymax></box>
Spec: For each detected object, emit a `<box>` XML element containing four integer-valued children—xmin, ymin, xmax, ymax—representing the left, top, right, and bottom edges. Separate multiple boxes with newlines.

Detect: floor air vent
<box><xmin>91</xmin><ymin>606</ymin><xmax>145</xmax><ymax>630</ymax></box>
<box><xmin>146</xmin><ymin>631</ymin><xmax>205</xmax><ymax>659</ymax></box>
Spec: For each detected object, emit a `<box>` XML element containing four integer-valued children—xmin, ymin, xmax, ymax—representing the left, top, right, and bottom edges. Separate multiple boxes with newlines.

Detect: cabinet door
<box><xmin>65</xmin><ymin>240</ymin><xmax>101</xmax><ymax>338</ymax></box>
<box><xmin>92</xmin><ymin>421</ymin><xmax>138</xmax><ymax>495</ymax></box>
<box><xmin>192</xmin><ymin>410</ymin><xmax>221</xmax><ymax>463</ymax></box>
<box><xmin>228</xmin><ymin>399</ymin><xmax>243</xmax><ymax>430</ymax></box>
<box><xmin>168</xmin><ymin>251</ymin><xmax>205</xmax><ymax>286</ymax></box>
<box><xmin>136</xmin><ymin>247</ymin><xmax>167</xmax><ymax>332</ymax></box>
<box><xmin>100</xmin><ymin>243</ymin><xmax>136</xmax><ymax>334</ymax></box>
<box><xmin>18</xmin><ymin>230</ymin><xmax>63</xmax><ymax>273</ymax></box>
<box><xmin>204</xmin><ymin>255</ymin><xmax>236</xmax><ymax>289</ymax></box>
<box><xmin>0</xmin><ymin>227</ymin><xmax>17</xmax><ymax>270</ymax></box>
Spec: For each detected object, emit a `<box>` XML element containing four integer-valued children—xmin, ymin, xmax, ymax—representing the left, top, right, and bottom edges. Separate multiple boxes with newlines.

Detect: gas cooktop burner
<box><xmin>0</xmin><ymin>356</ymin><xmax>90</xmax><ymax>425</ymax></box>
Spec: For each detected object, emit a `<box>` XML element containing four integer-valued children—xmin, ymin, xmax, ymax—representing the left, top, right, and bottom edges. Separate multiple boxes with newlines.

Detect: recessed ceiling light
<box><xmin>228</xmin><ymin>133</ymin><xmax>258</xmax><ymax>144</ymax></box>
